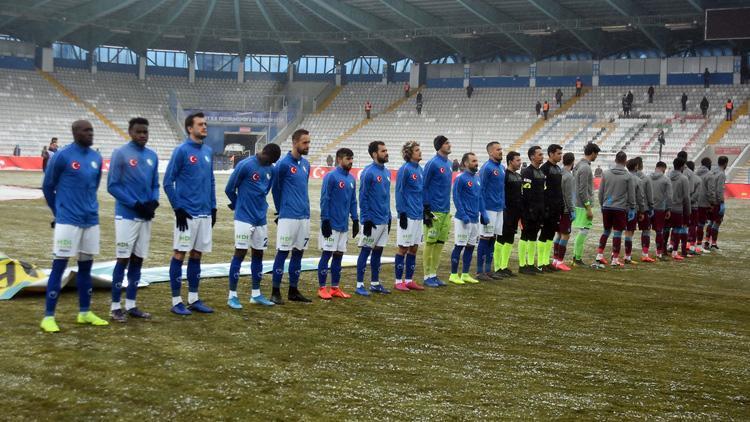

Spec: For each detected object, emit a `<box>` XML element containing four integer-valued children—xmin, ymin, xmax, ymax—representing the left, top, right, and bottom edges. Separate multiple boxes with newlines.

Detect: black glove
<box><xmin>227</xmin><ymin>203</ymin><xmax>235</xmax><ymax>211</ymax></box>
<box><xmin>321</xmin><ymin>219</ymin><xmax>333</xmax><ymax>238</ymax></box>
<box><xmin>352</xmin><ymin>219</ymin><xmax>359</xmax><ymax>238</ymax></box>
<box><xmin>50</xmin><ymin>219</ymin><xmax>55</xmax><ymax>229</ymax></box>
<box><xmin>387</xmin><ymin>219</ymin><xmax>392</xmax><ymax>234</ymax></box>
<box><xmin>175</xmin><ymin>208</ymin><xmax>191</xmax><ymax>231</ymax></box>
<box><xmin>133</xmin><ymin>201</ymin><xmax>153</xmax><ymax>220</ymax></box>
<box><xmin>480</xmin><ymin>213</ymin><xmax>489</xmax><ymax>226</ymax></box>
<box><xmin>146</xmin><ymin>200</ymin><xmax>159</xmax><ymax>213</ymax></box>
<box><xmin>399</xmin><ymin>212</ymin><xmax>408</xmax><ymax>230</ymax></box>
<box><xmin>423</xmin><ymin>204</ymin><xmax>434</xmax><ymax>227</ymax></box>
<box><xmin>363</xmin><ymin>221</ymin><xmax>375</xmax><ymax>237</ymax></box>
<box><xmin>273</xmin><ymin>212</ymin><xmax>279</xmax><ymax>225</ymax></box>
<box><xmin>211</xmin><ymin>208</ymin><xmax>217</xmax><ymax>227</ymax></box>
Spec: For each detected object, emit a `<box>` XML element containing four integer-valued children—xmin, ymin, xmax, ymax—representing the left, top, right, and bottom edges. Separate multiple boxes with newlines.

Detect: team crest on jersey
<box><xmin>411</xmin><ymin>173</ymin><xmax>418</xmax><ymax>180</ymax></box>
<box><xmin>189</xmin><ymin>155</ymin><xmax>198</xmax><ymax>164</ymax></box>
<box><xmin>290</xmin><ymin>166</ymin><xmax>298</xmax><ymax>174</ymax></box>
<box><xmin>467</xmin><ymin>180</ymin><xmax>473</xmax><ymax>187</ymax></box>
<box><xmin>493</xmin><ymin>169</ymin><xmax>499</xmax><ymax>176</ymax></box>
<box><xmin>252</xmin><ymin>172</ymin><xmax>260</xmax><ymax>181</ymax></box>
<box><xmin>129</xmin><ymin>158</ymin><xmax>138</xmax><ymax>167</ymax></box>
<box><xmin>376</xmin><ymin>175</ymin><xmax>383</xmax><ymax>183</ymax></box>
<box><xmin>71</xmin><ymin>161</ymin><xmax>80</xmax><ymax>170</ymax></box>
<box><xmin>338</xmin><ymin>181</ymin><xmax>345</xmax><ymax>189</ymax></box>
<box><xmin>439</xmin><ymin>167</ymin><xmax>445</xmax><ymax>173</ymax></box>
<box><xmin>91</xmin><ymin>161</ymin><xmax>98</xmax><ymax>169</ymax></box>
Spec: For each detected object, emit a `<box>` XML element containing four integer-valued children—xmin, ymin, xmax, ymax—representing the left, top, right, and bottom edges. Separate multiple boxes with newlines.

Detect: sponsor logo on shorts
<box><xmin>189</xmin><ymin>155</ymin><xmax>198</xmax><ymax>164</ymax></box>
<box><xmin>56</xmin><ymin>239</ymin><xmax>72</xmax><ymax>250</ymax></box>
<box><xmin>116</xmin><ymin>242</ymin><xmax>129</xmax><ymax>248</ymax></box>
<box><xmin>279</xmin><ymin>235</ymin><xmax>292</xmax><ymax>243</ymax></box>
<box><xmin>178</xmin><ymin>233</ymin><xmax>191</xmax><ymax>242</ymax></box>
<box><xmin>71</xmin><ymin>161</ymin><xmax>80</xmax><ymax>170</ymax></box>
<box><xmin>236</xmin><ymin>233</ymin><xmax>249</xmax><ymax>240</ymax></box>
<box><xmin>129</xmin><ymin>158</ymin><xmax>138</xmax><ymax>167</ymax></box>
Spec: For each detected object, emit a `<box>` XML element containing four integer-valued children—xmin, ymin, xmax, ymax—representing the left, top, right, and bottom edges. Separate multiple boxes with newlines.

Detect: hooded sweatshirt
<box><xmin>688</xmin><ymin>169</ymin><xmax>704</xmax><ymax>209</ymax></box>
<box><xmin>668</xmin><ymin>169</ymin><xmax>691</xmax><ymax>215</ymax></box>
<box><xmin>574</xmin><ymin>158</ymin><xmax>593</xmax><ymax>208</ymax></box>
<box><xmin>695</xmin><ymin>165</ymin><xmax>712</xmax><ymax>208</ymax></box>
<box><xmin>650</xmin><ymin>171</ymin><xmax>672</xmax><ymax>211</ymax></box>
<box><xmin>706</xmin><ymin>167</ymin><xmax>726</xmax><ymax>205</ymax></box>
<box><xmin>598</xmin><ymin>164</ymin><xmax>635</xmax><ymax>211</ymax></box>
<box><xmin>630</xmin><ymin>170</ymin><xmax>646</xmax><ymax>213</ymax></box>
<box><xmin>637</xmin><ymin>170</ymin><xmax>654</xmax><ymax>211</ymax></box>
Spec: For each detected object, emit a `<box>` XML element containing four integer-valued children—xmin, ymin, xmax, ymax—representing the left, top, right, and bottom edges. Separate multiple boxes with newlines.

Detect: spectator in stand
<box><xmin>13</xmin><ymin>144</ymin><xmax>21</xmax><ymax>156</ymax></box>
<box><xmin>555</xmin><ymin>89</ymin><xmax>563</xmax><ymax>106</ymax></box>
<box><xmin>452</xmin><ymin>159</ymin><xmax>460</xmax><ymax>172</ymax></box>
<box><xmin>626</xmin><ymin>90</ymin><xmax>634</xmax><ymax>107</ymax></box>
<box><xmin>647</xmin><ymin>86</ymin><xmax>655</xmax><ymax>103</ymax></box>
<box><xmin>535</xmin><ymin>101</ymin><xmax>542</xmax><ymax>117</ymax></box>
<box><xmin>326</xmin><ymin>154</ymin><xmax>334</xmax><ymax>167</ymax></box>
<box><xmin>364</xmin><ymin>100</ymin><xmax>372</xmax><ymax>119</ymax></box>
<box><xmin>681</xmin><ymin>92</ymin><xmax>688</xmax><ymax>112</ymax></box>
<box><xmin>703</xmin><ymin>68</ymin><xmax>711</xmax><ymax>88</ymax></box>
<box><xmin>466</xmin><ymin>83</ymin><xmax>474</xmax><ymax>98</ymax></box>
<box><xmin>542</xmin><ymin>101</ymin><xmax>550</xmax><ymax>120</ymax></box>
<box><xmin>575</xmin><ymin>77</ymin><xmax>582</xmax><ymax>96</ymax></box>
<box><xmin>404</xmin><ymin>82</ymin><xmax>410</xmax><ymax>98</ymax></box>
<box><xmin>594</xmin><ymin>165</ymin><xmax>603</xmax><ymax>178</ymax></box>
<box><xmin>658</xmin><ymin>130</ymin><xmax>666</xmax><ymax>161</ymax></box>
<box><xmin>416</xmin><ymin>92</ymin><xmax>423</xmax><ymax>115</ymax></box>
<box><xmin>700</xmin><ymin>97</ymin><xmax>709</xmax><ymax>118</ymax></box>
<box><xmin>725</xmin><ymin>99</ymin><xmax>733</xmax><ymax>121</ymax></box>
<box><xmin>622</xmin><ymin>95</ymin><xmax>629</xmax><ymax>117</ymax></box>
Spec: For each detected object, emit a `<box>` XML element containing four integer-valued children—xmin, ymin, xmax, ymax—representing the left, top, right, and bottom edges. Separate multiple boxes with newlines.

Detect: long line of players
<box><xmin>37</xmin><ymin>113</ymin><xmax>729</xmax><ymax>332</ymax></box>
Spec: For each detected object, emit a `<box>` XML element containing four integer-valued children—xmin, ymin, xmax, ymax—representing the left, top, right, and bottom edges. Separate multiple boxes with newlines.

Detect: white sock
<box><xmin>111</xmin><ymin>302</ymin><xmax>121</xmax><ymax>311</ymax></box>
<box><xmin>125</xmin><ymin>299</ymin><xmax>136</xmax><ymax>310</ymax></box>
<box><xmin>405</xmin><ymin>279</ymin><xmax>412</xmax><ymax>284</ymax></box>
<box><xmin>172</xmin><ymin>296</ymin><xmax>183</xmax><ymax>306</ymax></box>
<box><xmin>395</xmin><ymin>279</ymin><xmax>403</xmax><ymax>285</ymax></box>
<box><xmin>228</xmin><ymin>290</ymin><xmax>237</xmax><ymax>299</ymax></box>
<box><xmin>356</xmin><ymin>282</ymin><xmax>364</xmax><ymax>288</ymax></box>
<box><xmin>188</xmin><ymin>292</ymin><xmax>199</xmax><ymax>304</ymax></box>
<box><xmin>251</xmin><ymin>288</ymin><xmax>261</xmax><ymax>297</ymax></box>
<box><xmin>596</xmin><ymin>253</ymin><xmax>603</xmax><ymax>260</ymax></box>
<box><xmin>371</xmin><ymin>281</ymin><xmax>380</xmax><ymax>286</ymax></box>
<box><xmin>625</xmin><ymin>255</ymin><xmax>631</xmax><ymax>260</ymax></box>
<box><xmin>423</xmin><ymin>275</ymin><xmax>431</xmax><ymax>281</ymax></box>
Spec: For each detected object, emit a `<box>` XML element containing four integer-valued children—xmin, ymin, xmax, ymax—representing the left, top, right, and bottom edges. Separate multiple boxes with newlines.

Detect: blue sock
<box><xmin>476</xmin><ymin>239</ymin><xmax>486</xmax><ymax>273</ymax></box>
<box><xmin>289</xmin><ymin>249</ymin><xmax>304</xmax><ymax>288</ymax></box>
<box><xmin>169</xmin><ymin>257</ymin><xmax>183</xmax><ymax>298</ymax></box>
<box><xmin>45</xmin><ymin>258</ymin><xmax>68</xmax><ymax>316</ymax></box>
<box><xmin>272</xmin><ymin>250</ymin><xmax>289</xmax><ymax>288</ymax></box>
<box><xmin>251</xmin><ymin>254</ymin><xmax>263</xmax><ymax>290</ymax></box>
<box><xmin>486</xmin><ymin>238</ymin><xmax>495</xmax><ymax>272</ymax></box>
<box><xmin>111</xmin><ymin>260</ymin><xmax>126</xmax><ymax>304</ymax></box>
<box><xmin>187</xmin><ymin>258</ymin><xmax>200</xmax><ymax>294</ymax></box>
<box><xmin>394</xmin><ymin>253</ymin><xmax>405</xmax><ymax>283</ymax></box>
<box><xmin>451</xmin><ymin>245</ymin><xmax>463</xmax><ymax>274</ymax></box>
<box><xmin>357</xmin><ymin>247</ymin><xmax>371</xmax><ymax>283</ymax></box>
<box><xmin>462</xmin><ymin>246</ymin><xmax>475</xmax><ymax>274</ymax></box>
<box><xmin>330</xmin><ymin>254</ymin><xmax>343</xmax><ymax>287</ymax></box>
<box><xmin>405</xmin><ymin>253</ymin><xmax>416</xmax><ymax>281</ymax></box>
<box><xmin>370</xmin><ymin>248</ymin><xmax>383</xmax><ymax>282</ymax></box>
<box><xmin>77</xmin><ymin>259</ymin><xmax>93</xmax><ymax>313</ymax></box>
<box><xmin>125</xmin><ymin>259</ymin><xmax>142</xmax><ymax>301</ymax></box>
<box><xmin>318</xmin><ymin>250</ymin><xmax>333</xmax><ymax>287</ymax></box>
<box><xmin>229</xmin><ymin>255</ymin><xmax>243</xmax><ymax>292</ymax></box>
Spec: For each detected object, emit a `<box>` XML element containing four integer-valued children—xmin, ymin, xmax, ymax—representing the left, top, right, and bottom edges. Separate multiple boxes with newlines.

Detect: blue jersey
<box><xmin>225</xmin><ymin>155</ymin><xmax>274</xmax><ymax>226</ymax></box>
<box><xmin>42</xmin><ymin>142</ymin><xmax>103</xmax><ymax>228</ymax></box>
<box><xmin>452</xmin><ymin>170</ymin><xmax>487</xmax><ymax>223</ymax></box>
<box><xmin>272</xmin><ymin>152</ymin><xmax>310</xmax><ymax>219</ymax></box>
<box><xmin>320</xmin><ymin>167</ymin><xmax>358</xmax><ymax>232</ymax></box>
<box><xmin>395</xmin><ymin>161</ymin><xmax>423</xmax><ymax>220</ymax></box>
<box><xmin>359</xmin><ymin>162</ymin><xmax>391</xmax><ymax>225</ymax></box>
<box><xmin>163</xmin><ymin>139</ymin><xmax>216</xmax><ymax>216</ymax></box>
<box><xmin>479</xmin><ymin>159</ymin><xmax>505</xmax><ymax>211</ymax></box>
<box><xmin>423</xmin><ymin>153</ymin><xmax>452</xmax><ymax>213</ymax></box>
<box><xmin>107</xmin><ymin>141</ymin><xmax>159</xmax><ymax>220</ymax></box>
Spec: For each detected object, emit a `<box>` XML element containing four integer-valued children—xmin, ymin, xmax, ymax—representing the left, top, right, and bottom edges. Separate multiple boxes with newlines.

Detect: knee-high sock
<box><xmin>229</xmin><ymin>255</ymin><xmax>243</xmax><ymax>292</ymax></box>
<box><xmin>670</xmin><ymin>228</ymin><xmax>680</xmax><ymax>251</ymax></box>
<box><xmin>518</xmin><ymin>240</ymin><xmax>528</xmax><ymax>267</ymax></box>
<box><xmin>553</xmin><ymin>234</ymin><xmax>560</xmax><ymax>260</ymax></box>
<box><xmin>125</xmin><ymin>259</ymin><xmax>142</xmax><ymax>302</ymax></box>
<box><xmin>598</xmin><ymin>230</ymin><xmax>610</xmax><ymax>253</ymax></box>
<box><xmin>45</xmin><ymin>258</ymin><xmax>68</xmax><ymax>316</ymax></box>
<box><xmin>624</xmin><ymin>236</ymin><xmax>633</xmax><ymax>257</ymax></box>
<box><xmin>330</xmin><ymin>254</ymin><xmax>343</xmax><ymax>287</ymax></box>
<box><xmin>462</xmin><ymin>245</ymin><xmax>475</xmax><ymax>274</ymax></box>
<box><xmin>501</xmin><ymin>242</ymin><xmax>513</xmax><ymax>270</ymax></box>
<box><xmin>534</xmin><ymin>240</ymin><xmax>544</xmax><ymax>266</ymax></box>
<box><xmin>187</xmin><ymin>258</ymin><xmax>200</xmax><ymax>294</ymax></box>
<box><xmin>688</xmin><ymin>224</ymin><xmax>696</xmax><ymax>244</ymax></box>
<box><xmin>656</xmin><ymin>229</ymin><xmax>665</xmax><ymax>254</ymax></box>
<box><xmin>250</xmin><ymin>254</ymin><xmax>263</xmax><ymax>290</ymax></box>
<box><xmin>641</xmin><ymin>230</ymin><xmax>651</xmax><ymax>254</ymax></box>
<box><xmin>558</xmin><ymin>239</ymin><xmax>569</xmax><ymax>262</ymax></box>
<box><xmin>370</xmin><ymin>248</ymin><xmax>383</xmax><ymax>282</ymax></box>
<box><xmin>318</xmin><ymin>250</ymin><xmax>332</xmax><ymax>287</ymax></box>
<box><xmin>422</xmin><ymin>243</ymin><xmax>434</xmax><ymax>278</ymax></box>
<box><xmin>357</xmin><ymin>247</ymin><xmax>371</xmax><ymax>284</ymax></box>
<box><xmin>680</xmin><ymin>229</ymin><xmax>688</xmax><ymax>256</ymax></box>
<box><xmin>712</xmin><ymin>222</ymin><xmax>720</xmax><ymax>244</ymax></box>
<box><xmin>289</xmin><ymin>249</ymin><xmax>304</xmax><ymax>288</ymax></box>
<box><xmin>272</xmin><ymin>250</ymin><xmax>289</xmax><ymax>288</ymax></box>
<box><xmin>111</xmin><ymin>260</ymin><xmax>126</xmax><ymax>305</ymax></box>
<box><xmin>77</xmin><ymin>259</ymin><xmax>93</xmax><ymax>313</ymax></box>
<box><xmin>612</xmin><ymin>232</ymin><xmax>622</xmax><ymax>257</ymax></box>
<box><xmin>432</xmin><ymin>242</ymin><xmax>444</xmax><ymax>274</ymax></box>
<box><xmin>394</xmin><ymin>253</ymin><xmax>405</xmax><ymax>283</ymax></box>
<box><xmin>696</xmin><ymin>225</ymin><xmax>704</xmax><ymax>244</ymax></box>
<box><xmin>493</xmin><ymin>240</ymin><xmax>503</xmax><ymax>271</ymax></box>
<box><xmin>485</xmin><ymin>238</ymin><xmax>495</xmax><ymax>273</ymax></box>
<box><xmin>546</xmin><ymin>240</ymin><xmax>554</xmax><ymax>264</ymax></box>
<box><xmin>169</xmin><ymin>257</ymin><xmax>183</xmax><ymax>298</ymax></box>
<box><xmin>574</xmin><ymin>228</ymin><xmax>589</xmax><ymax>259</ymax></box>
<box><xmin>476</xmin><ymin>239</ymin><xmax>487</xmax><ymax>273</ymax></box>
<box><xmin>527</xmin><ymin>240</ymin><xmax>537</xmax><ymax>267</ymax></box>
<box><xmin>405</xmin><ymin>253</ymin><xmax>416</xmax><ymax>282</ymax></box>
<box><xmin>450</xmin><ymin>245</ymin><xmax>463</xmax><ymax>274</ymax></box>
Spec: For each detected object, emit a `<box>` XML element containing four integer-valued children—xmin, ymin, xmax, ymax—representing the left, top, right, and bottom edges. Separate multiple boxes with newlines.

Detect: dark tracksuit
<box><xmin>520</xmin><ymin>164</ymin><xmax>545</xmax><ymax>243</ymax></box>
<box><xmin>501</xmin><ymin>169</ymin><xmax>523</xmax><ymax>244</ymax></box>
<box><xmin>540</xmin><ymin>161</ymin><xmax>563</xmax><ymax>243</ymax></box>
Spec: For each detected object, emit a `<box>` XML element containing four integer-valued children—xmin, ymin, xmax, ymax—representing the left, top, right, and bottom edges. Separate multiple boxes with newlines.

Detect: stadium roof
<box><xmin>0</xmin><ymin>0</ymin><xmax>747</xmax><ymax>62</ymax></box>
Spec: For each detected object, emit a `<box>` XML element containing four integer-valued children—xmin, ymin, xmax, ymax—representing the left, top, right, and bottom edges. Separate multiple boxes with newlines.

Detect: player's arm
<box><xmin>452</xmin><ymin>176</ymin><xmax>466</xmax><ymax>222</ymax></box>
<box><xmin>478</xmin><ymin>177</ymin><xmax>488</xmax><ymax>222</ymax></box>
<box><xmin>717</xmin><ymin>172</ymin><xmax>726</xmax><ymax>204</ymax></box>
<box><xmin>395</xmin><ymin>167</ymin><xmax>406</xmax><ymax>215</ymax></box>
<box><xmin>479</xmin><ymin>163</ymin><xmax>490</xmax><ymax>199</ymax></box>
<box><xmin>42</xmin><ymin>152</ymin><xmax>64</xmax><ymax>215</ymax></box>
<box><xmin>319</xmin><ymin>173</ymin><xmax>333</xmax><ymax>221</ymax></box>
<box><xmin>627</xmin><ymin>176</ymin><xmax>636</xmax><ymax>210</ymax></box>
<box><xmin>95</xmin><ymin>156</ymin><xmax>103</xmax><ymax>190</ymax></box>
<box><xmin>107</xmin><ymin>149</ymin><xmax>137</xmax><ymax>207</ymax></box>
<box><xmin>422</xmin><ymin>160</ymin><xmax>433</xmax><ymax>207</ymax></box>
<box><xmin>209</xmin><ymin>153</ymin><xmax>217</xmax><ymax>211</ymax></box>
<box><xmin>563</xmin><ymin>175</ymin><xmax>574</xmax><ymax>213</ymax></box>
<box><xmin>683</xmin><ymin>180</ymin><xmax>692</xmax><ymax>214</ymax></box>
<box><xmin>520</xmin><ymin>168</ymin><xmax>532</xmax><ymax>209</ymax></box>
<box><xmin>598</xmin><ymin>173</ymin><xmax>605</xmax><ymax>207</ymax></box>
<box><xmin>271</xmin><ymin>161</ymin><xmax>284</xmax><ymax>213</ymax></box>
<box><xmin>349</xmin><ymin>178</ymin><xmax>359</xmax><ymax>222</ymax></box>
<box><xmin>645</xmin><ymin>180</ymin><xmax>654</xmax><ymax>210</ymax></box>
<box><xmin>664</xmin><ymin>179</ymin><xmax>672</xmax><ymax>210</ymax></box>
<box><xmin>163</xmin><ymin>147</ymin><xmax>183</xmax><ymax>210</ymax></box>
<box><xmin>224</xmin><ymin>161</ymin><xmax>244</xmax><ymax>208</ymax></box>
<box><xmin>358</xmin><ymin>169</ymin><xmax>371</xmax><ymax>222</ymax></box>
<box><xmin>151</xmin><ymin>154</ymin><xmax>160</xmax><ymax>201</ymax></box>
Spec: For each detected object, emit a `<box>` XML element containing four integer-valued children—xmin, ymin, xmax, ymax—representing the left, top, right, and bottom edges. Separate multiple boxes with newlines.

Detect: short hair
<box><xmin>656</xmin><ymin>161</ymin><xmax>667</xmax><ymax>169</ymax></box>
<box><xmin>615</xmin><ymin>151</ymin><xmax>627</xmax><ymax>164</ymax></box>
<box><xmin>485</xmin><ymin>141</ymin><xmax>500</xmax><ymax>152</ymax></box>
<box><xmin>677</xmin><ymin>150</ymin><xmax>688</xmax><ymax>160</ymax></box>
<box><xmin>701</xmin><ymin>157</ymin><xmax>712</xmax><ymax>167</ymax></box>
<box><xmin>184</xmin><ymin>112</ymin><xmax>205</xmax><ymax>134</ymax></box>
<box><xmin>292</xmin><ymin>129</ymin><xmax>309</xmax><ymax>143</ymax></box>
<box><xmin>673</xmin><ymin>157</ymin><xmax>686</xmax><ymax>170</ymax></box>
<box><xmin>583</xmin><ymin>142</ymin><xmax>600</xmax><ymax>156</ymax></box>
<box><xmin>562</xmin><ymin>152</ymin><xmax>575</xmax><ymax>166</ymax></box>
<box><xmin>461</xmin><ymin>152</ymin><xmax>475</xmax><ymax>166</ymax></box>
<box><xmin>547</xmin><ymin>144</ymin><xmax>562</xmax><ymax>155</ymax></box>
<box><xmin>336</xmin><ymin>147</ymin><xmax>353</xmax><ymax>160</ymax></box>
<box><xmin>527</xmin><ymin>145</ymin><xmax>541</xmax><ymax>160</ymax></box>
<box><xmin>506</xmin><ymin>151</ymin><xmax>520</xmax><ymax>165</ymax></box>
<box><xmin>262</xmin><ymin>143</ymin><xmax>281</xmax><ymax>162</ymax></box>
<box><xmin>50</xmin><ymin>137</ymin><xmax>58</xmax><ymax>143</ymax></box>
<box><xmin>368</xmin><ymin>141</ymin><xmax>385</xmax><ymax>158</ymax></box>
<box><xmin>686</xmin><ymin>160</ymin><xmax>695</xmax><ymax>171</ymax></box>
<box><xmin>402</xmin><ymin>141</ymin><xmax>419</xmax><ymax>162</ymax></box>
<box><xmin>634</xmin><ymin>156</ymin><xmax>643</xmax><ymax>170</ymax></box>
<box><xmin>626</xmin><ymin>158</ymin><xmax>637</xmax><ymax>171</ymax></box>
<box><xmin>128</xmin><ymin>117</ymin><xmax>149</xmax><ymax>130</ymax></box>
<box><xmin>718</xmin><ymin>155</ymin><xmax>728</xmax><ymax>167</ymax></box>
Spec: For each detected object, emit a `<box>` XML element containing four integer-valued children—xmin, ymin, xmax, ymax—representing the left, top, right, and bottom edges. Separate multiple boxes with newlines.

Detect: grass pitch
<box><xmin>0</xmin><ymin>170</ymin><xmax>749</xmax><ymax>420</ymax></box>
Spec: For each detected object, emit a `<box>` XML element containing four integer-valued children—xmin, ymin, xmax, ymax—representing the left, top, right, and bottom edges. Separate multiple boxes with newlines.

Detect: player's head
<box><xmin>369</xmin><ymin>141</ymin><xmax>388</xmax><ymax>164</ymax></box>
<box><xmin>528</xmin><ymin>146</ymin><xmax>543</xmax><ymax>166</ymax></box>
<box><xmin>128</xmin><ymin>117</ymin><xmax>149</xmax><ymax>147</ymax></box>
<box><xmin>185</xmin><ymin>112</ymin><xmax>207</xmax><ymax>141</ymax></box>
<box><xmin>434</xmin><ymin>135</ymin><xmax>450</xmax><ymax>155</ymax></box>
<box><xmin>562</xmin><ymin>152</ymin><xmax>575</xmax><ymax>168</ymax></box>
<box><xmin>402</xmin><ymin>141</ymin><xmax>421</xmax><ymax>163</ymax></box>
<box><xmin>673</xmin><ymin>157</ymin><xmax>686</xmax><ymax>171</ymax></box>
<box><xmin>701</xmin><ymin>157</ymin><xmax>712</xmax><ymax>169</ymax></box>
<box><xmin>462</xmin><ymin>152</ymin><xmax>478</xmax><ymax>173</ymax></box>
<box><xmin>718</xmin><ymin>155</ymin><xmax>728</xmax><ymax>169</ymax></box>
<box><xmin>486</xmin><ymin>141</ymin><xmax>502</xmax><ymax>162</ymax></box>
<box><xmin>291</xmin><ymin>129</ymin><xmax>310</xmax><ymax>156</ymax></box>
<box><xmin>677</xmin><ymin>150</ymin><xmax>688</xmax><ymax>161</ymax></box>
<box><xmin>259</xmin><ymin>143</ymin><xmax>281</xmax><ymax>166</ymax></box>
<box><xmin>655</xmin><ymin>161</ymin><xmax>667</xmax><ymax>173</ymax></box>
<box><xmin>547</xmin><ymin>144</ymin><xmax>563</xmax><ymax>164</ymax></box>
<box><xmin>626</xmin><ymin>158</ymin><xmax>637</xmax><ymax>172</ymax></box>
<box><xmin>507</xmin><ymin>151</ymin><xmax>521</xmax><ymax>171</ymax></box>
<box><xmin>686</xmin><ymin>160</ymin><xmax>695</xmax><ymax>171</ymax></box>
<box><xmin>634</xmin><ymin>156</ymin><xmax>643</xmax><ymax>171</ymax></box>
<box><xmin>72</xmin><ymin>120</ymin><xmax>94</xmax><ymax>147</ymax></box>
<box><xmin>615</xmin><ymin>151</ymin><xmax>627</xmax><ymax>165</ymax></box>
<box><xmin>583</xmin><ymin>142</ymin><xmax>600</xmax><ymax>161</ymax></box>
<box><xmin>49</xmin><ymin>137</ymin><xmax>58</xmax><ymax>151</ymax></box>
<box><xmin>336</xmin><ymin>147</ymin><xmax>354</xmax><ymax>171</ymax></box>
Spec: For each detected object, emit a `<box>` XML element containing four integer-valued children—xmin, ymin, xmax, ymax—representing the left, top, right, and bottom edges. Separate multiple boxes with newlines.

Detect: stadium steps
<box><xmin>36</xmin><ymin>69</ymin><xmax>128</xmax><ymax>141</ymax></box>
<box><xmin>314</xmin><ymin>85</ymin><xmax>424</xmax><ymax>162</ymax></box>
<box><xmin>707</xmin><ymin>99</ymin><xmax>749</xmax><ymax>145</ymax></box>
<box><xmin>314</xmin><ymin>86</ymin><xmax>342</xmax><ymax>114</ymax></box>
<box><xmin>510</xmin><ymin>87</ymin><xmax>590</xmax><ymax>151</ymax></box>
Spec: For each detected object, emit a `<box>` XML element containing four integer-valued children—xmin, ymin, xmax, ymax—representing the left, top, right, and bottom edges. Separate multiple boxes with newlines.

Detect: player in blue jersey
<box><xmin>355</xmin><ymin>141</ymin><xmax>392</xmax><ymax>296</ymax></box>
<box><xmin>271</xmin><ymin>129</ymin><xmax>312</xmax><ymax>304</ymax></box>
<box><xmin>163</xmin><ymin>112</ymin><xmax>217</xmax><ymax>315</ymax></box>
<box><xmin>107</xmin><ymin>117</ymin><xmax>159</xmax><ymax>322</ymax></box>
<box><xmin>40</xmin><ymin>120</ymin><xmax>107</xmax><ymax>332</ymax></box>
<box><xmin>225</xmin><ymin>143</ymin><xmax>282</xmax><ymax>309</ymax></box>
<box><xmin>477</xmin><ymin>141</ymin><xmax>505</xmax><ymax>281</ymax></box>
<box><xmin>422</xmin><ymin>135</ymin><xmax>452</xmax><ymax>287</ymax></box>
<box><xmin>449</xmin><ymin>152</ymin><xmax>488</xmax><ymax>285</ymax></box>
<box><xmin>394</xmin><ymin>141</ymin><xmax>425</xmax><ymax>292</ymax></box>
<box><xmin>317</xmin><ymin>148</ymin><xmax>359</xmax><ymax>299</ymax></box>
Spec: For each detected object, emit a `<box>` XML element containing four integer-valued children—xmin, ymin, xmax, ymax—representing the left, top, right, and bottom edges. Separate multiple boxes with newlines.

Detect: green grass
<box><xmin>1</xmin><ymin>170</ymin><xmax>749</xmax><ymax>420</ymax></box>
